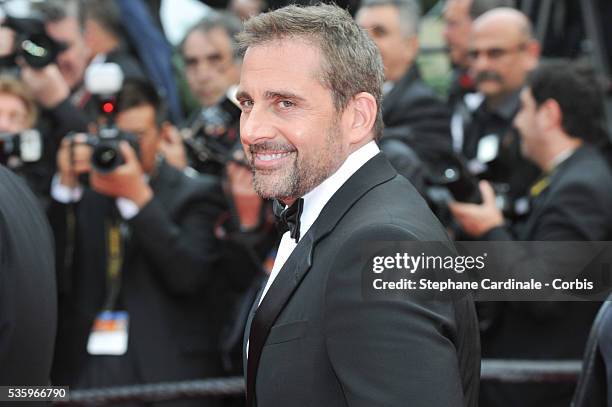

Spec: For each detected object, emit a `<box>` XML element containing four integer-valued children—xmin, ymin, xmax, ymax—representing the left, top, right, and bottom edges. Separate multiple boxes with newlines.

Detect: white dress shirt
<box><xmin>50</xmin><ymin>174</ymin><xmax>145</xmax><ymax>220</ymax></box>
<box><xmin>257</xmin><ymin>140</ymin><xmax>380</xmax><ymax>306</ymax></box>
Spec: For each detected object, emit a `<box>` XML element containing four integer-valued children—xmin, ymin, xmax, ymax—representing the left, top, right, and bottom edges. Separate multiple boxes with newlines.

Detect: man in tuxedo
<box><xmin>450</xmin><ymin>61</ymin><xmax>612</xmax><ymax>407</ymax></box>
<box><xmin>451</xmin><ymin>8</ymin><xmax>541</xmax><ymax>219</ymax></box>
<box><xmin>238</xmin><ymin>4</ymin><xmax>480</xmax><ymax>406</ymax></box>
<box><xmin>0</xmin><ymin>165</ymin><xmax>56</xmax><ymax>385</ymax></box>
<box><xmin>356</xmin><ymin>0</ymin><xmax>454</xmax><ymax>186</ymax></box>
<box><xmin>49</xmin><ymin>79</ymin><xmax>225</xmax><ymax>405</ymax></box>
<box><xmin>176</xmin><ymin>11</ymin><xmax>243</xmax><ymax>177</ymax></box>
<box><xmin>442</xmin><ymin>0</ymin><xmax>513</xmax><ymax>108</ymax></box>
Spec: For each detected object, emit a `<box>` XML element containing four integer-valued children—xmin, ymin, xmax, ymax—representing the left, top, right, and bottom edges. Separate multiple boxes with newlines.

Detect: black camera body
<box><xmin>0</xmin><ymin>129</ymin><xmax>42</xmax><ymax>167</ymax></box>
<box><xmin>426</xmin><ymin>154</ymin><xmax>483</xmax><ymax>206</ymax></box>
<box><xmin>67</xmin><ymin>128</ymin><xmax>140</xmax><ymax>173</ymax></box>
<box><xmin>182</xmin><ymin>95</ymin><xmax>244</xmax><ymax>174</ymax></box>
<box><xmin>0</xmin><ymin>15</ymin><xmax>65</xmax><ymax>69</ymax></box>
<box><xmin>67</xmin><ymin>62</ymin><xmax>140</xmax><ymax>174</ymax></box>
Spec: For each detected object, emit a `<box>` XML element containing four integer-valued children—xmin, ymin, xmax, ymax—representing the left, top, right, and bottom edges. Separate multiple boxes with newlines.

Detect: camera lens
<box><xmin>20</xmin><ymin>33</ymin><xmax>56</xmax><ymax>68</ymax></box>
<box><xmin>92</xmin><ymin>144</ymin><xmax>123</xmax><ymax>172</ymax></box>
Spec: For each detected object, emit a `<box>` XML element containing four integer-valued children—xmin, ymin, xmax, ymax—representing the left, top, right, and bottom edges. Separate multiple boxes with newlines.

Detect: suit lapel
<box><xmin>245</xmin><ymin>153</ymin><xmax>397</xmax><ymax>406</ymax></box>
<box><xmin>246</xmin><ymin>230</ymin><xmax>314</xmax><ymax>406</ymax></box>
<box><xmin>243</xmin><ymin>281</ymin><xmax>266</xmax><ymax>378</ymax></box>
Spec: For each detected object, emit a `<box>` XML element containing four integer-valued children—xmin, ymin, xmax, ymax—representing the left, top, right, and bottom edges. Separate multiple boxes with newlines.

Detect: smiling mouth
<box><xmin>252</xmin><ymin>150</ymin><xmax>295</xmax><ymax>170</ymax></box>
<box><xmin>256</xmin><ymin>152</ymin><xmax>292</xmax><ymax>161</ymax></box>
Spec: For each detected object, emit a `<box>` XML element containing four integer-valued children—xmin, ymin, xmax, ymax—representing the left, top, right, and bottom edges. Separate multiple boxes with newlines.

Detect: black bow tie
<box><xmin>272</xmin><ymin>198</ymin><xmax>304</xmax><ymax>243</ymax></box>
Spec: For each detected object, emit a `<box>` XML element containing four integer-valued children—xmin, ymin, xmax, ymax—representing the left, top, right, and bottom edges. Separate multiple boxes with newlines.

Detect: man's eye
<box><xmin>278</xmin><ymin>100</ymin><xmax>294</xmax><ymax>109</ymax></box>
<box><xmin>371</xmin><ymin>26</ymin><xmax>387</xmax><ymax>38</ymax></box>
<box><xmin>239</xmin><ymin>100</ymin><xmax>253</xmax><ymax>110</ymax></box>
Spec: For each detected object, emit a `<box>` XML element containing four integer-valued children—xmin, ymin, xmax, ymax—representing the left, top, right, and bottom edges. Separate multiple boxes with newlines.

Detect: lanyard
<box><xmin>103</xmin><ymin>218</ymin><xmax>123</xmax><ymax>311</ymax></box>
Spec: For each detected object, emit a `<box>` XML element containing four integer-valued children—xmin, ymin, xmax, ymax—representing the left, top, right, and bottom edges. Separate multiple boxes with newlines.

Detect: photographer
<box><xmin>172</xmin><ymin>11</ymin><xmax>243</xmax><ymax>177</ymax></box>
<box><xmin>0</xmin><ymin>75</ymin><xmax>54</xmax><ymax>202</ymax></box>
<box><xmin>80</xmin><ymin>0</ymin><xmax>145</xmax><ymax>80</ymax></box>
<box><xmin>449</xmin><ymin>60</ymin><xmax>612</xmax><ymax>407</ymax></box>
<box><xmin>451</xmin><ymin>8</ymin><xmax>541</xmax><ymax>220</ymax></box>
<box><xmin>0</xmin><ymin>75</ymin><xmax>37</xmax><ymax>134</ymax></box>
<box><xmin>48</xmin><ymin>79</ymin><xmax>226</xmax><ymax>403</ymax></box>
<box><xmin>0</xmin><ymin>0</ymin><xmax>92</xmax><ymax>204</ymax></box>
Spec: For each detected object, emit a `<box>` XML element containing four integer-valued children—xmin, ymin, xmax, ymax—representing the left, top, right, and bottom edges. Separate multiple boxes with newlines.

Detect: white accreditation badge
<box><xmin>86</xmin><ymin>311</ymin><xmax>129</xmax><ymax>355</ymax></box>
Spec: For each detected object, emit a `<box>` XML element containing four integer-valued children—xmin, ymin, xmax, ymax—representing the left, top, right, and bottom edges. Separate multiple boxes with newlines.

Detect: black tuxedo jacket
<box><xmin>49</xmin><ymin>162</ymin><xmax>227</xmax><ymax>390</ymax></box>
<box><xmin>0</xmin><ymin>166</ymin><xmax>56</xmax><ymax>385</ymax></box>
<box><xmin>486</xmin><ymin>145</ymin><xmax>612</xmax><ymax>242</ymax></box>
<box><xmin>244</xmin><ymin>153</ymin><xmax>480</xmax><ymax>407</ymax></box>
<box><xmin>479</xmin><ymin>145</ymin><xmax>612</xmax><ymax>407</ymax></box>
<box><xmin>381</xmin><ymin>66</ymin><xmax>454</xmax><ymax>172</ymax></box>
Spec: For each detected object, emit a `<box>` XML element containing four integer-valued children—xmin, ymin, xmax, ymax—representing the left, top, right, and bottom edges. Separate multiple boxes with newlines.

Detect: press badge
<box><xmin>477</xmin><ymin>134</ymin><xmax>500</xmax><ymax>163</ymax></box>
<box><xmin>87</xmin><ymin>311</ymin><xmax>129</xmax><ymax>355</ymax></box>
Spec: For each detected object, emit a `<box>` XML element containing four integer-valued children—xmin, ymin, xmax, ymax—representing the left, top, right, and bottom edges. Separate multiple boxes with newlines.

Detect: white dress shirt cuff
<box><xmin>116</xmin><ymin>197</ymin><xmax>141</xmax><ymax>220</ymax></box>
<box><xmin>51</xmin><ymin>173</ymin><xmax>83</xmax><ymax>203</ymax></box>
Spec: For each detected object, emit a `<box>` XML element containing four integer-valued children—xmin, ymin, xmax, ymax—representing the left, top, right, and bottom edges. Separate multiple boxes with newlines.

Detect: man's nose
<box><xmin>197</xmin><ymin>65</ymin><xmax>215</xmax><ymax>83</ymax></box>
<box><xmin>240</xmin><ymin>105</ymin><xmax>275</xmax><ymax>146</ymax></box>
<box><xmin>471</xmin><ymin>52</ymin><xmax>493</xmax><ymax>72</ymax></box>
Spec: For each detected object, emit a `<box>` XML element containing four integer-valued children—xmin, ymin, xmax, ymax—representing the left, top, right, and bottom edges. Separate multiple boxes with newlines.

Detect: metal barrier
<box><xmin>55</xmin><ymin>359</ymin><xmax>584</xmax><ymax>405</ymax></box>
<box><xmin>481</xmin><ymin>359</ymin><xmax>582</xmax><ymax>383</ymax></box>
<box><xmin>57</xmin><ymin>377</ymin><xmax>245</xmax><ymax>406</ymax></box>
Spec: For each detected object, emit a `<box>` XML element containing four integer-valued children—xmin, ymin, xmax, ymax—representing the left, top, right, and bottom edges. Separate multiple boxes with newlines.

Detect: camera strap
<box><xmin>86</xmin><ymin>214</ymin><xmax>130</xmax><ymax>356</ymax></box>
<box><xmin>103</xmin><ymin>218</ymin><xmax>124</xmax><ymax>311</ymax></box>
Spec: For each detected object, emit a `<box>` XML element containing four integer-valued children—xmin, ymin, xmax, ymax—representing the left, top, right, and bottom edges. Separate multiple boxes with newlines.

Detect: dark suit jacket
<box><xmin>479</xmin><ymin>145</ymin><xmax>612</xmax><ymax>407</ymax></box>
<box><xmin>0</xmin><ymin>165</ymin><xmax>56</xmax><ymax>385</ymax></box>
<box><xmin>49</xmin><ymin>162</ymin><xmax>226</xmax><ymax>392</ymax></box>
<box><xmin>381</xmin><ymin>66</ymin><xmax>454</xmax><ymax>174</ymax></box>
<box><xmin>244</xmin><ymin>153</ymin><xmax>480</xmax><ymax>407</ymax></box>
<box><xmin>571</xmin><ymin>295</ymin><xmax>612</xmax><ymax>407</ymax></box>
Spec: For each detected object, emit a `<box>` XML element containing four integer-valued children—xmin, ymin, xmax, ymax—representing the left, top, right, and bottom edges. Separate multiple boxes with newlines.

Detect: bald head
<box><xmin>443</xmin><ymin>1</ymin><xmax>516</xmax><ymax>67</ymax></box>
<box><xmin>473</xmin><ymin>7</ymin><xmax>533</xmax><ymax>43</ymax></box>
<box><xmin>468</xmin><ymin>7</ymin><xmax>539</xmax><ymax>106</ymax></box>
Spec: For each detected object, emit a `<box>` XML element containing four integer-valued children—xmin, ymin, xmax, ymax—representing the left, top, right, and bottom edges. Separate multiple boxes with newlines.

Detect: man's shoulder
<box><xmin>555</xmin><ymin>146</ymin><xmax>612</xmax><ymax>195</ymax></box>
<box><xmin>339</xmin><ymin>174</ymin><xmax>449</xmax><ymax>242</ymax></box>
<box><xmin>388</xmin><ymin>75</ymin><xmax>448</xmax><ymax>113</ymax></box>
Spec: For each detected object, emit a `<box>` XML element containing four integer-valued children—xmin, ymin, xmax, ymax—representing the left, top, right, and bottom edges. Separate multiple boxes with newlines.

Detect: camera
<box><xmin>0</xmin><ymin>128</ymin><xmax>42</xmax><ymax>166</ymax></box>
<box><xmin>67</xmin><ymin>63</ymin><xmax>140</xmax><ymax>173</ymax></box>
<box><xmin>426</xmin><ymin>154</ymin><xmax>483</xmax><ymax>205</ymax></box>
<box><xmin>181</xmin><ymin>88</ymin><xmax>244</xmax><ymax>174</ymax></box>
<box><xmin>67</xmin><ymin>128</ymin><xmax>140</xmax><ymax>173</ymax></box>
<box><xmin>0</xmin><ymin>12</ymin><xmax>66</xmax><ymax>69</ymax></box>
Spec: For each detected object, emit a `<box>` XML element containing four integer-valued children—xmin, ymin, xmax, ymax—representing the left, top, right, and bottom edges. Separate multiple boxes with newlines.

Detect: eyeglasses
<box><xmin>468</xmin><ymin>43</ymin><xmax>527</xmax><ymax>61</ymax></box>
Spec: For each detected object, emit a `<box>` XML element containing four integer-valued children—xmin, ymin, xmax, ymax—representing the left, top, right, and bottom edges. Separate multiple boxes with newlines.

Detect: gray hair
<box><xmin>237</xmin><ymin>4</ymin><xmax>385</xmax><ymax>141</ymax></box>
<box><xmin>33</xmin><ymin>0</ymin><xmax>80</xmax><ymax>22</ymax></box>
<box><xmin>180</xmin><ymin>11</ymin><xmax>244</xmax><ymax>61</ymax></box>
<box><xmin>79</xmin><ymin>0</ymin><xmax>124</xmax><ymax>41</ymax></box>
<box><xmin>359</xmin><ymin>0</ymin><xmax>421</xmax><ymax>38</ymax></box>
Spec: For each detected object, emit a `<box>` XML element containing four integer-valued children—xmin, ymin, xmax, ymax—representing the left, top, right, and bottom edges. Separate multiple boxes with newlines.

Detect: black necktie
<box><xmin>272</xmin><ymin>198</ymin><xmax>304</xmax><ymax>243</ymax></box>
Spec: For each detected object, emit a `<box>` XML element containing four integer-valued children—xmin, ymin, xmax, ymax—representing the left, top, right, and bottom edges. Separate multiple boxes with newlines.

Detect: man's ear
<box><xmin>159</xmin><ymin>121</ymin><xmax>174</xmax><ymax>142</ymax></box>
<box><xmin>404</xmin><ymin>36</ymin><xmax>419</xmax><ymax>67</ymax></box>
<box><xmin>540</xmin><ymin>98</ymin><xmax>562</xmax><ymax>131</ymax></box>
<box><xmin>344</xmin><ymin>92</ymin><xmax>377</xmax><ymax>145</ymax></box>
<box><xmin>524</xmin><ymin>39</ymin><xmax>541</xmax><ymax>71</ymax></box>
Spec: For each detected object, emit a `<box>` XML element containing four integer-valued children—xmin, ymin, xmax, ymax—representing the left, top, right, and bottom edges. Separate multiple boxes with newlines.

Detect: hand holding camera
<box><xmin>448</xmin><ymin>180</ymin><xmax>505</xmax><ymax>237</ymax></box>
<box><xmin>20</xmin><ymin>62</ymin><xmax>69</xmax><ymax>108</ymax></box>
<box><xmin>57</xmin><ymin>133</ymin><xmax>92</xmax><ymax>188</ymax></box>
<box><xmin>90</xmin><ymin>141</ymin><xmax>152</xmax><ymax>208</ymax></box>
<box><xmin>58</xmin><ymin>134</ymin><xmax>152</xmax><ymax>207</ymax></box>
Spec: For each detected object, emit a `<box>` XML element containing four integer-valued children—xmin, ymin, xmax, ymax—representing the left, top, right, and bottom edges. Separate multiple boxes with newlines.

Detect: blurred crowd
<box><xmin>1</xmin><ymin>0</ymin><xmax>611</xmax><ymax>406</ymax></box>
